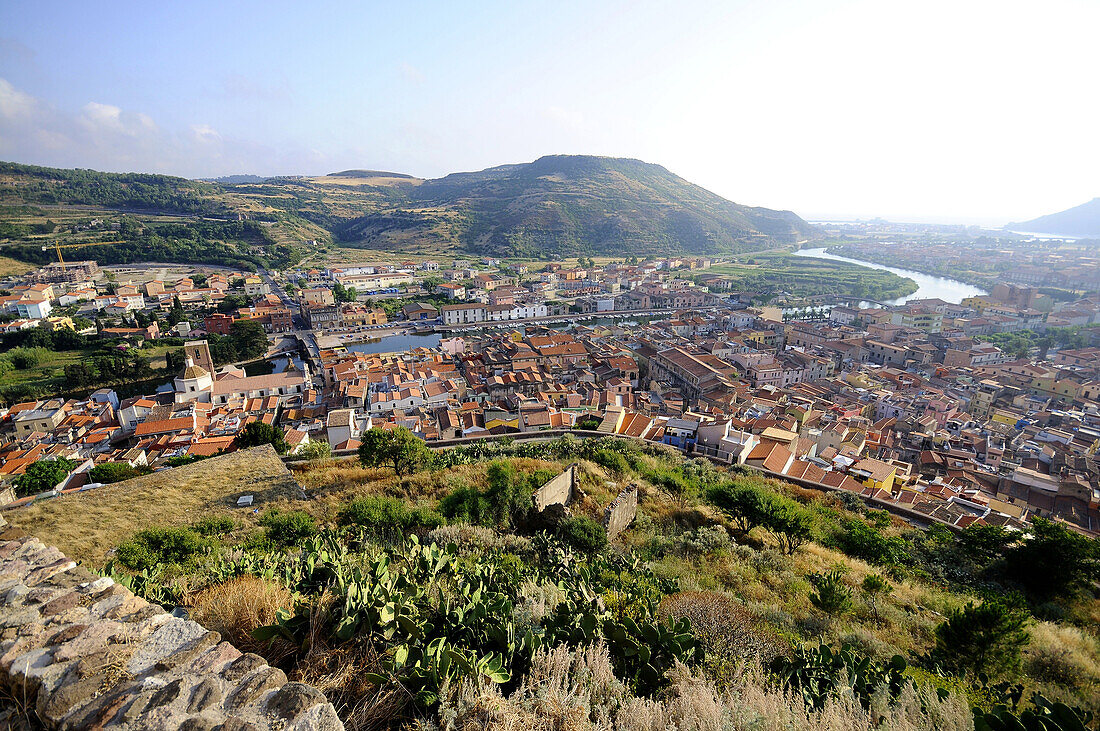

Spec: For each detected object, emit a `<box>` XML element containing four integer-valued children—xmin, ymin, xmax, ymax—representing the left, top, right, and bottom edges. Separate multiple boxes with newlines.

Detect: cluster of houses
<box><xmin>2</xmin><ymin>256</ymin><xmax>1099</xmax><ymax>539</ymax></box>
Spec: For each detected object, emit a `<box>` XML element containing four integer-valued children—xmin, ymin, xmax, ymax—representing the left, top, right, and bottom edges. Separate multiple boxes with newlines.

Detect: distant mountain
<box><xmin>1009</xmin><ymin>198</ymin><xmax>1100</xmax><ymax>237</ymax></box>
<box><xmin>337</xmin><ymin>155</ymin><xmax>817</xmax><ymax>257</ymax></box>
<box><xmin>328</xmin><ymin>170</ymin><xmax>417</xmax><ymax>179</ymax></box>
<box><xmin>201</xmin><ymin>174</ymin><xmax>268</xmax><ymax>184</ymax></box>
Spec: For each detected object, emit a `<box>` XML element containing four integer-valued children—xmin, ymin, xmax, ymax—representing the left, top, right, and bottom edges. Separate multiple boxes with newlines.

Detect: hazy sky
<box><xmin>1</xmin><ymin>0</ymin><xmax>1097</xmax><ymax>224</ymax></box>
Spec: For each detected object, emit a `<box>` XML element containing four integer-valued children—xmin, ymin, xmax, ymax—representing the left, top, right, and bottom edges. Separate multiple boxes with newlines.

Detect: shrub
<box><xmin>115</xmin><ymin>527</ymin><xmax>207</xmax><ymax>570</ymax></box>
<box><xmin>234</xmin><ymin>421</ymin><xmax>289</xmax><ymax>454</ymax></box>
<box><xmin>439</xmin><ymin>486</ymin><xmax>492</xmax><ymax>525</ymax></box>
<box><xmin>808</xmin><ymin>570</ymin><xmax>853</xmax><ymax>616</ymax></box>
<box><xmin>193</xmin><ymin>515</ymin><xmax>235</xmax><ymax>536</ymax></box>
<box><xmin>831</xmin><ymin>518</ymin><xmax>909</xmax><ymax>566</ymax></box>
<box><xmin>338</xmin><ymin>495</ymin><xmax>409</xmax><ymax>529</ymax></box>
<box><xmin>296</xmin><ymin>440</ymin><xmax>331</xmax><ymax>461</ymax></box>
<box><xmin>557</xmin><ymin>516</ymin><xmax>608</xmax><ymax>554</ymax></box>
<box><xmin>89</xmin><ymin>462</ymin><xmax>139</xmax><ymax>484</ymax></box>
<box><xmin>660</xmin><ymin>591</ymin><xmax>786</xmax><ymax>666</ymax></box>
<box><xmin>592</xmin><ymin>449</ymin><xmax>630</xmax><ymax>475</ymax></box>
<box><xmin>14</xmin><ymin>457</ymin><xmax>76</xmax><ymax>497</ymax></box>
<box><xmin>190</xmin><ymin>575</ymin><xmax>295</xmax><ymax>658</ymax></box>
<box><xmin>259</xmin><ymin>510</ymin><xmax>317</xmax><ymax>546</ymax></box>
<box><xmin>932</xmin><ymin>599</ymin><xmax>1030</xmax><ymax>676</ymax></box>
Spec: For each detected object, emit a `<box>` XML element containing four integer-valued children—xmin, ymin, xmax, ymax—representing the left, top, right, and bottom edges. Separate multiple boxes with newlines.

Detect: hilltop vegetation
<box><xmin>0</xmin><ymin>156</ymin><xmax>816</xmax><ymax>267</ymax></box>
<box><xmin>54</xmin><ymin>433</ymin><xmax>1100</xmax><ymax>731</ymax></box>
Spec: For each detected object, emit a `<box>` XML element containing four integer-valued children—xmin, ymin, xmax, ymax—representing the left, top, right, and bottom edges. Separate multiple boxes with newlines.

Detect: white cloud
<box><xmin>0</xmin><ymin>77</ymin><xmax>36</xmax><ymax>119</ymax></box>
<box><xmin>0</xmin><ymin>77</ymin><xmax>343</xmax><ymax>177</ymax></box>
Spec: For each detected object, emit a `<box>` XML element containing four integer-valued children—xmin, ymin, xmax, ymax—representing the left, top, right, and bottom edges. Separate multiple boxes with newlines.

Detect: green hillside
<box><xmin>0</xmin><ymin>156</ymin><xmax>817</xmax><ymax>266</ymax></box>
<box><xmin>340</xmin><ymin>155</ymin><xmax>818</xmax><ymax>258</ymax></box>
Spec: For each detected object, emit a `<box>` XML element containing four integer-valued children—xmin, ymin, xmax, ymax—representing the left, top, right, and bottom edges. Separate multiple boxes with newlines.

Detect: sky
<box><xmin>1</xmin><ymin>0</ymin><xmax>1097</xmax><ymax>225</ymax></box>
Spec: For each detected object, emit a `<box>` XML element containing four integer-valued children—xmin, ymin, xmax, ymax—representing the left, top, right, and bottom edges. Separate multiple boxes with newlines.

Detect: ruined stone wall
<box><xmin>604</xmin><ymin>485</ymin><xmax>638</xmax><ymax>540</ymax></box>
<box><xmin>0</xmin><ymin>525</ymin><xmax>343</xmax><ymax>730</ymax></box>
<box><xmin>532</xmin><ymin>463</ymin><xmax>576</xmax><ymax>511</ymax></box>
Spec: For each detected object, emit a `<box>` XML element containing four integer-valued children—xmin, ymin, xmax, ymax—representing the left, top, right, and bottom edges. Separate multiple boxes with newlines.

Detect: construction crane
<box><xmin>40</xmin><ymin>241</ymin><xmax>124</xmax><ymax>272</ymax></box>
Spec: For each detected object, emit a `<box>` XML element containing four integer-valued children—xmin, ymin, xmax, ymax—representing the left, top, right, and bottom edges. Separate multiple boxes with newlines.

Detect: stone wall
<box><xmin>604</xmin><ymin>485</ymin><xmax>638</xmax><ymax>540</ymax></box>
<box><xmin>531</xmin><ymin>463</ymin><xmax>577</xmax><ymax>512</ymax></box>
<box><xmin>0</xmin><ymin>525</ymin><xmax>343</xmax><ymax>730</ymax></box>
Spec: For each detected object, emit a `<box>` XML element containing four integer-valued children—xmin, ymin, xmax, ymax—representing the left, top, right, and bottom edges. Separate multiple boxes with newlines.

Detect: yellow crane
<box><xmin>40</xmin><ymin>241</ymin><xmax>124</xmax><ymax>272</ymax></box>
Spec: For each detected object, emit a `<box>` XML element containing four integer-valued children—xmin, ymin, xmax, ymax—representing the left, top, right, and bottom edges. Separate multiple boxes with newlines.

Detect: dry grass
<box><xmin>1024</xmin><ymin>621</ymin><xmax>1100</xmax><ymax>707</ymax></box>
<box><xmin>4</xmin><ymin>446</ymin><xmax>306</xmax><ymax>566</ymax></box>
<box><xmin>188</xmin><ymin>575</ymin><xmax>295</xmax><ymax>657</ymax></box>
<box><xmin>430</xmin><ymin>643</ymin><xmax>974</xmax><ymax>731</ymax></box>
<box><xmin>0</xmin><ymin>255</ymin><xmax>33</xmax><ymax>276</ymax></box>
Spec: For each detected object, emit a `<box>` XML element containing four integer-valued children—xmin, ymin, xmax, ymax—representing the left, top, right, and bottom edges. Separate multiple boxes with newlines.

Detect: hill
<box><xmin>1009</xmin><ymin>197</ymin><xmax>1100</xmax><ymax>237</ymax></box>
<box><xmin>0</xmin><ymin>156</ymin><xmax>816</xmax><ymax>265</ymax></box>
<box><xmin>337</xmin><ymin>155</ymin><xmax>817</xmax><ymax>258</ymax></box>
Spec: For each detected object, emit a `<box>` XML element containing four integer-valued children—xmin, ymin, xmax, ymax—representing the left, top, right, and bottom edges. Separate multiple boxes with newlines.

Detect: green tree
<box><xmin>706</xmin><ymin>482</ymin><xmax>768</xmax><ymax>533</ymax></box>
<box><xmin>296</xmin><ymin>440</ymin><xmax>331</xmax><ymax>461</ymax></box>
<box><xmin>228</xmin><ymin>319</ymin><xmax>268</xmax><ymax>360</ymax></box>
<box><xmin>64</xmin><ymin>362</ymin><xmax>96</xmax><ymax>388</ymax></box>
<box><xmin>168</xmin><ymin>296</ymin><xmax>185</xmax><ymax>326</ymax></box>
<box><xmin>763</xmin><ymin>497</ymin><xmax>814</xmax><ymax>554</ymax></box>
<box><xmin>89</xmin><ymin>462</ymin><xmax>139</xmax><ymax>484</ymax></box>
<box><xmin>932</xmin><ymin>599</ymin><xmax>1029</xmax><ymax>676</ymax></box>
<box><xmin>233</xmin><ymin>421</ymin><xmax>289</xmax><ymax>454</ymax></box>
<box><xmin>333</xmin><ymin>282</ymin><xmax>357</xmax><ymax>302</ymax></box>
<box><xmin>358</xmin><ymin>426</ymin><xmax>431</xmax><ymax>476</ymax></box>
<box><xmin>1005</xmin><ymin>517</ymin><xmax>1100</xmax><ymax>601</ymax></box>
<box><xmin>861</xmin><ymin>574</ymin><xmax>892</xmax><ymax>625</ymax></box>
<box><xmin>15</xmin><ymin>457</ymin><xmax>77</xmax><ymax>497</ymax></box>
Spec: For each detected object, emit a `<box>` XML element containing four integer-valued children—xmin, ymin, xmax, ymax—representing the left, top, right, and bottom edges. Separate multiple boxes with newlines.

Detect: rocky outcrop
<box><xmin>0</xmin><ymin>526</ymin><xmax>343</xmax><ymax>730</ymax></box>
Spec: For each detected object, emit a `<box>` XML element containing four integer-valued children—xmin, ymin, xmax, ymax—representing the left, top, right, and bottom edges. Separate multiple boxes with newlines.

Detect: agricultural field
<box><xmin>42</xmin><ymin>433</ymin><xmax>1100</xmax><ymax>731</ymax></box>
<box><xmin>703</xmin><ymin>250</ymin><xmax>918</xmax><ymax>302</ymax></box>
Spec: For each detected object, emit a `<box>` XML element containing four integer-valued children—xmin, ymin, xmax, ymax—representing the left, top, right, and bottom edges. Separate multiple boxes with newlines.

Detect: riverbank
<box><xmin>814</xmin><ymin>244</ymin><xmax>993</xmax><ymax>292</ymax></box>
<box><xmin>794</xmin><ymin>247</ymin><xmax>987</xmax><ymax>304</ymax></box>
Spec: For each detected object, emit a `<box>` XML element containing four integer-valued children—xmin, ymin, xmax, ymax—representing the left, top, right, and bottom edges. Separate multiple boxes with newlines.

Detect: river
<box><xmin>794</xmin><ymin>247</ymin><xmax>987</xmax><ymax>305</ymax></box>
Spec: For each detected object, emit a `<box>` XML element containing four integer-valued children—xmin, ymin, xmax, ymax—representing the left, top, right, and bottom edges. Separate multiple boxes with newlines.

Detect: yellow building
<box><xmin>849</xmin><ymin>457</ymin><xmax>897</xmax><ymax>492</ymax></box>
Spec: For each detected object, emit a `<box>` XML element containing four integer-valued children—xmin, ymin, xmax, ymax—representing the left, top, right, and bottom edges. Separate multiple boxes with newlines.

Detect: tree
<box><xmin>228</xmin><ymin>320</ymin><xmax>268</xmax><ymax>361</ymax></box>
<box><xmin>932</xmin><ymin>599</ymin><xmax>1029</xmax><ymax>676</ymax></box>
<box><xmin>333</xmin><ymin>282</ymin><xmax>357</xmax><ymax>302</ymax></box>
<box><xmin>218</xmin><ymin>294</ymin><xmax>248</xmax><ymax>314</ymax></box>
<box><xmin>1005</xmin><ymin>517</ymin><xmax>1100</xmax><ymax>601</ymax></box>
<box><xmin>706</xmin><ymin>482</ymin><xmax>768</xmax><ymax>533</ymax></box>
<box><xmin>861</xmin><ymin>574</ymin><xmax>892</xmax><ymax>625</ymax></box>
<box><xmin>358</xmin><ymin>426</ymin><xmax>431</xmax><ymax>476</ymax></box>
<box><xmin>89</xmin><ymin>462</ymin><xmax>140</xmax><ymax>484</ymax></box>
<box><xmin>64</xmin><ymin>362</ymin><xmax>96</xmax><ymax>388</ymax></box>
<box><xmin>168</xmin><ymin>296</ymin><xmax>185</xmax><ymax>325</ymax></box>
<box><xmin>296</xmin><ymin>440</ymin><xmax>331</xmax><ymax>461</ymax></box>
<box><xmin>763</xmin><ymin>497</ymin><xmax>813</xmax><ymax>554</ymax></box>
<box><xmin>233</xmin><ymin>421</ymin><xmax>289</xmax><ymax>454</ymax></box>
<box><xmin>15</xmin><ymin>457</ymin><xmax>76</xmax><ymax>497</ymax></box>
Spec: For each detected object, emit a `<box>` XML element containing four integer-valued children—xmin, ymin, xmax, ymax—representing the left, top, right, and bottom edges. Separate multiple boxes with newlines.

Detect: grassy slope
<box><xmin>3</xmin><ymin>445</ymin><xmax>306</xmax><ymax>564</ymax></box>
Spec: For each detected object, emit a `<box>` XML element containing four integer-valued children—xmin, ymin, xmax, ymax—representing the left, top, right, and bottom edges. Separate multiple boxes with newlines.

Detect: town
<box><xmin>2</xmin><ymin>249</ymin><xmax>1099</xmax><ymax>539</ymax></box>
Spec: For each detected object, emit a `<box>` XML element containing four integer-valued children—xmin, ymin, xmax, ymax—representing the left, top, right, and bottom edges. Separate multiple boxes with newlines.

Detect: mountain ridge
<box><xmin>1009</xmin><ymin>197</ymin><xmax>1100</xmax><ymax>237</ymax></box>
<box><xmin>0</xmin><ymin>155</ymin><xmax>817</xmax><ymax>260</ymax></box>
